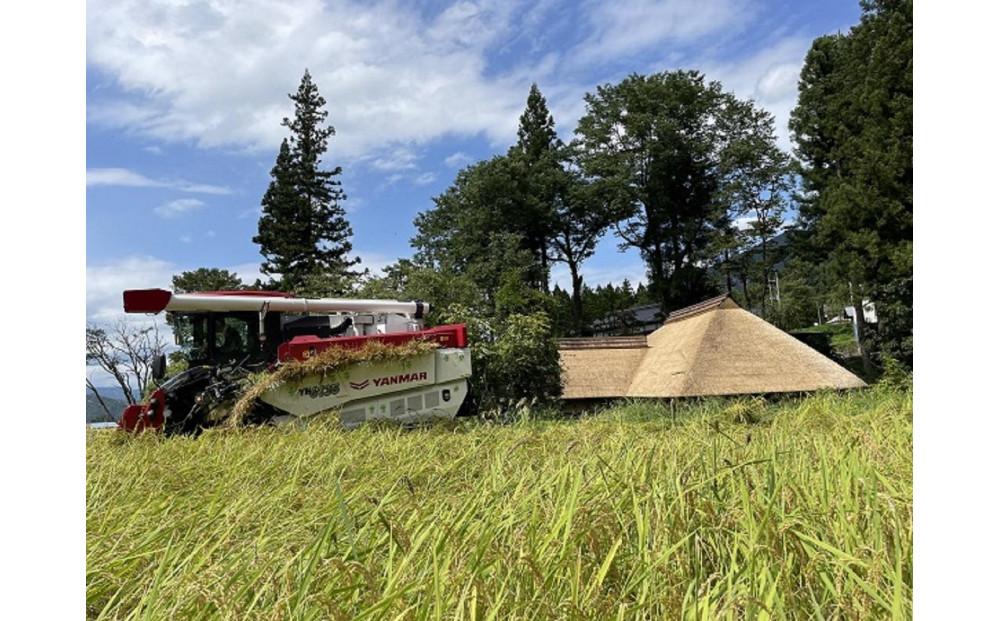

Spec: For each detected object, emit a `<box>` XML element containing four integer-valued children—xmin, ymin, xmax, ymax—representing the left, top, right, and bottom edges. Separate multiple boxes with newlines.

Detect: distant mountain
<box><xmin>86</xmin><ymin>388</ymin><xmax>128</xmax><ymax>423</ymax></box>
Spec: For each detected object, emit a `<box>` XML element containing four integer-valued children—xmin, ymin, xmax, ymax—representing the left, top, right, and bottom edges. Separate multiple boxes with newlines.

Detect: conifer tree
<box><xmin>255</xmin><ymin>70</ymin><xmax>359</xmax><ymax>294</ymax></box>
<box><xmin>508</xmin><ymin>84</ymin><xmax>563</xmax><ymax>290</ymax></box>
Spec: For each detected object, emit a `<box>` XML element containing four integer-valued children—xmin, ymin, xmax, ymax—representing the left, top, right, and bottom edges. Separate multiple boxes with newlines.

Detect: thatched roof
<box><xmin>559</xmin><ymin>295</ymin><xmax>865</xmax><ymax>400</ymax></box>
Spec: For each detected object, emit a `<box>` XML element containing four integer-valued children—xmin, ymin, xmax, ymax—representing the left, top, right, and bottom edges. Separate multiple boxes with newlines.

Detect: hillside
<box><xmin>87</xmin><ymin>387</ymin><xmax>912</xmax><ymax>619</ymax></box>
<box><xmin>86</xmin><ymin>388</ymin><xmax>127</xmax><ymax>423</ymax></box>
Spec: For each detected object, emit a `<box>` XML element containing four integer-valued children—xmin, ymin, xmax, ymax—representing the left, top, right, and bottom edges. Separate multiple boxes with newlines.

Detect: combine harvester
<box><xmin>118</xmin><ymin>288</ymin><xmax>471</xmax><ymax>434</ymax></box>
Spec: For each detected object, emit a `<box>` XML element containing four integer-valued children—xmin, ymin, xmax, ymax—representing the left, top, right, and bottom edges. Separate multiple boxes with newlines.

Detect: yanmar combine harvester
<box><xmin>118</xmin><ymin>288</ymin><xmax>471</xmax><ymax>434</ymax></box>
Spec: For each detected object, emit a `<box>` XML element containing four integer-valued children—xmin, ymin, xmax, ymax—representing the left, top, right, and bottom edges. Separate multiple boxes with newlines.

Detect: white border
<box><xmin>916</xmin><ymin>1</ymin><xmax>1000</xmax><ymax>618</ymax></box>
<box><xmin>0</xmin><ymin>1</ymin><xmax>86</xmax><ymax>617</ymax></box>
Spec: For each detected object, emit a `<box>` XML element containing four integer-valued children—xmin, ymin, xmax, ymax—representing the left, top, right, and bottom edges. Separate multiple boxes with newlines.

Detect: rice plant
<box><xmin>87</xmin><ymin>386</ymin><xmax>912</xmax><ymax>620</ymax></box>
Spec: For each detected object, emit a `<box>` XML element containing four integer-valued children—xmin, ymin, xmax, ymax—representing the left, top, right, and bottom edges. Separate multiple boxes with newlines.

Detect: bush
<box><xmin>443</xmin><ymin>305</ymin><xmax>562</xmax><ymax>412</ymax></box>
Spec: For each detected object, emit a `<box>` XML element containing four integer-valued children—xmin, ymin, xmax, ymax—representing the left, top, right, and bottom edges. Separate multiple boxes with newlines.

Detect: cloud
<box><xmin>700</xmin><ymin>36</ymin><xmax>812</xmax><ymax>150</ymax></box>
<box><xmin>444</xmin><ymin>151</ymin><xmax>472</xmax><ymax>167</ymax></box>
<box><xmin>86</xmin><ymin>0</ymin><xmax>800</xmax><ymax>163</ymax></box>
<box><xmin>87</xmin><ymin>0</ymin><xmax>536</xmax><ymax>157</ymax></box>
<box><xmin>87</xmin><ymin>255</ymin><xmax>177</xmax><ymax>324</ymax></box>
<box><xmin>568</xmin><ymin>0</ymin><xmax>755</xmax><ymax>68</ymax></box>
<box><xmin>369</xmin><ymin>147</ymin><xmax>419</xmax><ymax>172</ymax></box>
<box><xmin>413</xmin><ymin>172</ymin><xmax>436</xmax><ymax>186</ymax></box>
<box><xmin>86</xmin><ymin>167</ymin><xmax>232</xmax><ymax>194</ymax></box>
<box><xmin>155</xmin><ymin>198</ymin><xmax>205</xmax><ymax>218</ymax></box>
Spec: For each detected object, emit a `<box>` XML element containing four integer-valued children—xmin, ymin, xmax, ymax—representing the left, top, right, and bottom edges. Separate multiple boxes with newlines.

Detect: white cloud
<box><xmin>413</xmin><ymin>172</ymin><xmax>436</xmax><ymax>186</ymax></box>
<box><xmin>87</xmin><ymin>255</ymin><xmax>177</xmax><ymax>324</ymax></box>
<box><xmin>369</xmin><ymin>147</ymin><xmax>419</xmax><ymax>172</ymax></box>
<box><xmin>87</xmin><ymin>0</ymin><xmax>536</xmax><ymax>157</ymax></box>
<box><xmin>569</xmin><ymin>0</ymin><xmax>755</xmax><ymax>67</ymax></box>
<box><xmin>86</xmin><ymin>167</ymin><xmax>232</xmax><ymax>194</ymax></box>
<box><xmin>86</xmin><ymin>0</ymin><xmax>798</xmax><ymax>162</ymax></box>
<box><xmin>444</xmin><ymin>151</ymin><xmax>472</xmax><ymax>167</ymax></box>
<box><xmin>155</xmin><ymin>198</ymin><xmax>205</xmax><ymax>218</ymax></box>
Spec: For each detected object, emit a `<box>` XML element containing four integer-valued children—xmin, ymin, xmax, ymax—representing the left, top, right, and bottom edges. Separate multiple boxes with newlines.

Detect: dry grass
<box><xmin>87</xmin><ymin>386</ymin><xmax>911</xmax><ymax>620</ymax></box>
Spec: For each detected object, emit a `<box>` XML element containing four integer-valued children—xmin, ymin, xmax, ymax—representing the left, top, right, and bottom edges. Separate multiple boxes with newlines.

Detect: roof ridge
<box><xmin>664</xmin><ymin>294</ymin><xmax>734</xmax><ymax>323</ymax></box>
<box><xmin>558</xmin><ymin>335</ymin><xmax>648</xmax><ymax>350</ymax></box>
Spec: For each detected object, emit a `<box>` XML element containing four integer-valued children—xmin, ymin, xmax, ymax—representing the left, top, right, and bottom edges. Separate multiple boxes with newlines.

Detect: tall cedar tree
<box><xmin>789</xmin><ymin>0</ymin><xmax>912</xmax><ymax>366</ymax></box>
<box><xmin>414</xmin><ymin>84</ymin><xmax>567</xmax><ymax>299</ymax></box>
<box><xmin>574</xmin><ymin>71</ymin><xmax>730</xmax><ymax>311</ymax></box>
<box><xmin>255</xmin><ymin>70</ymin><xmax>360</xmax><ymax>294</ymax></box>
<box><xmin>507</xmin><ymin>84</ymin><xmax>563</xmax><ymax>290</ymax></box>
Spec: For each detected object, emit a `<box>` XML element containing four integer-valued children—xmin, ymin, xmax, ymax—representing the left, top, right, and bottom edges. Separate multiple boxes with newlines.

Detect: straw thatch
<box><xmin>559</xmin><ymin>295</ymin><xmax>865</xmax><ymax>400</ymax></box>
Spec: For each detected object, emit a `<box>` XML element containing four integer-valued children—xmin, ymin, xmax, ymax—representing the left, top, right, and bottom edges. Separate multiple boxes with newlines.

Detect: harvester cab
<box><xmin>118</xmin><ymin>289</ymin><xmax>471</xmax><ymax>434</ymax></box>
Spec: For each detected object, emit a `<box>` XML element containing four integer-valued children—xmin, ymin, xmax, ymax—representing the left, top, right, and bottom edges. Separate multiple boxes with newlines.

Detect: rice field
<box><xmin>87</xmin><ymin>386</ymin><xmax>912</xmax><ymax>620</ymax></box>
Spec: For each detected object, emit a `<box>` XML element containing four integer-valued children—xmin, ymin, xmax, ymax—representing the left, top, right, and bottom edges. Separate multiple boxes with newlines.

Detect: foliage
<box><xmin>254</xmin><ymin>70</ymin><xmax>361</xmax><ymax>294</ymax></box>
<box><xmin>230</xmin><ymin>339</ymin><xmax>440</xmax><ymax>425</ymax></box>
<box><xmin>441</xmin><ymin>305</ymin><xmax>562</xmax><ymax>411</ymax></box>
<box><xmin>579</xmin><ymin>279</ymin><xmax>654</xmax><ymax>335</ymax></box>
<box><xmin>170</xmin><ymin>267</ymin><xmax>246</xmax><ymax>293</ymax></box>
<box><xmin>716</xmin><ymin>99</ymin><xmax>793</xmax><ymax>316</ymax></box>
<box><xmin>789</xmin><ymin>0</ymin><xmax>913</xmax><ymax>366</ymax></box>
<box><xmin>88</xmin><ymin>388</ymin><xmax>912</xmax><ymax>619</ymax></box>
<box><xmin>546</xmin><ymin>160</ymin><xmax>612</xmax><ymax>334</ymax></box>
<box><xmin>879</xmin><ymin>355</ymin><xmax>912</xmax><ymax>390</ymax></box>
<box><xmin>574</xmin><ymin>71</ymin><xmax>727</xmax><ymax>310</ymax></box>
<box><xmin>414</xmin><ymin>84</ymin><xmax>613</xmax><ymax>320</ymax></box>
<box><xmin>506</xmin><ymin>83</ymin><xmax>564</xmax><ymax>289</ymax></box>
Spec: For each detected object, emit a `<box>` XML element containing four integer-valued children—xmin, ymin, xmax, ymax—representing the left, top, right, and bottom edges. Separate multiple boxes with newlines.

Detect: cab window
<box><xmin>213</xmin><ymin>315</ymin><xmax>254</xmax><ymax>362</ymax></box>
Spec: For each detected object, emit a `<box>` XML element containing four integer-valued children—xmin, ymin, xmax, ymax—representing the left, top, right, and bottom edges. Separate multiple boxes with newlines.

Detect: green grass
<box><xmin>87</xmin><ymin>387</ymin><xmax>912</xmax><ymax>620</ymax></box>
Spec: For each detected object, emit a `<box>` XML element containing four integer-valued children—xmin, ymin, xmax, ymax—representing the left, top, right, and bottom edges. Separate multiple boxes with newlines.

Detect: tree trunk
<box><xmin>740</xmin><ymin>271</ymin><xmax>751</xmax><ymax>311</ymax></box>
<box><xmin>724</xmin><ymin>248</ymin><xmax>733</xmax><ymax>294</ymax></box>
<box><xmin>569</xmin><ymin>262</ymin><xmax>584</xmax><ymax>335</ymax></box>
<box><xmin>648</xmin><ymin>242</ymin><xmax>667</xmax><ymax>311</ymax></box>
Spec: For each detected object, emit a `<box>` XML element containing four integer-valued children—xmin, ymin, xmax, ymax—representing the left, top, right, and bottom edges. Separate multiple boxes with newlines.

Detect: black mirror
<box><xmin>152</xmin><ymin>353</ymin><xmax>167</xmax><ymax>380</ymax></box>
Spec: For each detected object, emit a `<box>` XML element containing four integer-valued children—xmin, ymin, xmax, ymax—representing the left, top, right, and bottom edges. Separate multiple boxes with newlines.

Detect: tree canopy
<box><xmin>789</xmin><ymin>0</ymin><xmax>912</xmax><ymax>365</ymax></box>
<box><xmin>574</xmin><ymin>70</ymin><xmax>788</xmax><ymax>311</ymax></box>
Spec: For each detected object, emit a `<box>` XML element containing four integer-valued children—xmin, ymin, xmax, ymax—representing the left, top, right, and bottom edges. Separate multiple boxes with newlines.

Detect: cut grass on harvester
<box><xmin>87</xmin><ymin>386</ymin><xmax>912</xmax><ymax>620</ymax></box>
<box><xmin>230</xmin><ymin>339</ymin><xmax>440</xmax><ymax>426</ymax></box>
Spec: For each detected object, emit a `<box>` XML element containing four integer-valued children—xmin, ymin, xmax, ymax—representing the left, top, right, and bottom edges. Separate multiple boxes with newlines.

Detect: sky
<box><xmin>86</xmin><ymin>0</ymin><xmax>862</xmax><ymax>351</ymax></box>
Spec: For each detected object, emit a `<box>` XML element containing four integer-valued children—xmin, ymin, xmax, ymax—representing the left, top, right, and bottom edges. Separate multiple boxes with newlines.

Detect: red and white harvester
<box><xmin>118</xmin><ymin>288</ymin><xmax>471</xmax><ymax>434</ymax></box>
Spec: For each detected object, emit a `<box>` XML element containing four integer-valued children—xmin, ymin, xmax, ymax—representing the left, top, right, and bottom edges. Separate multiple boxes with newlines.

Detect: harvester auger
<box><xmin>117</xmin><ymin>288</ymin><xmax>472</xmax><ymax>434</ymax></box>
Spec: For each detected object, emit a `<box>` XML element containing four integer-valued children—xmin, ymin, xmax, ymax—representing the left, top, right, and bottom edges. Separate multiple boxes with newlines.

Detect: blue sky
<box><xmin>86</xmin><ymin>0</ymin><xmax>861</xmax><ymax>327</ymax></box>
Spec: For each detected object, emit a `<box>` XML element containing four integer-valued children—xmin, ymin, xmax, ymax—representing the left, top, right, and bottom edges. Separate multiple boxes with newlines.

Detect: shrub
<box><xmin>443</xmin><ymin>304</ymin><xmax>562</xmax><ymax>412</ymax></box>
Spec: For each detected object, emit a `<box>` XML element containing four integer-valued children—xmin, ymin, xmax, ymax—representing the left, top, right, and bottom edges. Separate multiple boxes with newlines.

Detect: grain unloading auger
<box><xmin>117</xmin><ymin>288</ymin><xmax>471</xmax><ymax>434</ymax></box>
